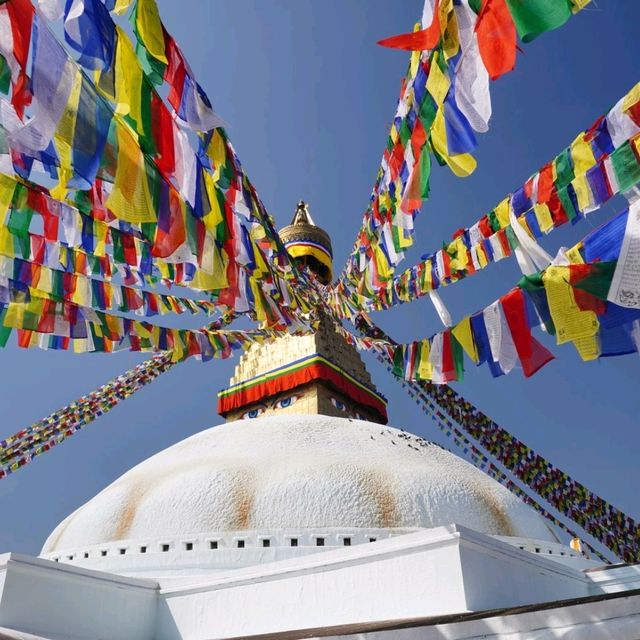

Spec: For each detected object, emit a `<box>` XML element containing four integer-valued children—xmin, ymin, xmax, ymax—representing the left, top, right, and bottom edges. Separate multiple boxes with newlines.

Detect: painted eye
<box><xmin>275</xmin><ymin>395</ymin><xmax>299</xmax><ymax>409</ymax></box>
<box><xmin>330</xmin><ymin>397</ymin><xmax>347</xmax><ymax>412</ymax></box>
<box><xmin>243</xmin><ymin>408</ymin><xmax>264</xmax><ymax>419</ymax></box>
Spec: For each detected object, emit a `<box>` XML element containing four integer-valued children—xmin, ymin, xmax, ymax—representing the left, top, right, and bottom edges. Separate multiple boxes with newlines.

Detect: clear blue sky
<box><xmin>0</xmin><ymin>0</ymin><xmax>639</xmax><ymax>556</ymax></box>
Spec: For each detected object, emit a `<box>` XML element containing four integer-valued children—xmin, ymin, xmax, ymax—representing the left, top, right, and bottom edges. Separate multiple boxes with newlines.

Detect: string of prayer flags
<box><xmin>0</xmin><ymin>352</ymin><xmax>176</xmax><ymax>479</ymax></box>
<box><xmin>344</xmin><ymin>202</ymin><xmax>640</xmax><ymax>385</ymax></box>
<box><xmin>0</xmin><ymin>0</ymin><xmax>316</xmax><ymax>336</ymax></box>
<box><xmin>339</xmin><ymin>0</ymin><xmax>592</xmax><ymax>301</ymax></box>
<box><xmin>388</xmin><ymin>355</ymin><xmax>612</xmax><ymax>564</ymax></box>
<box><xmin>335</xmin><ymin>83</ymin><xmax>640</xmax><ymax>315</ymax></box>
<box><xmin>363</xmin><ymin>317</ymin><xmax>640</xmax><ymax>563</ymax></box>
<box><xmin>128</xmin><ymin>0</ymin><xmax>224</xmax><ymax>132</ymax></box>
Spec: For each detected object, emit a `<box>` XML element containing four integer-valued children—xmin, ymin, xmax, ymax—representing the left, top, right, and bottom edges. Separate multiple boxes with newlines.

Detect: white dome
<box><xmin>42</xmin><ymin>414</ymin><xmax>556</xmax><ymax>555</ymax></box>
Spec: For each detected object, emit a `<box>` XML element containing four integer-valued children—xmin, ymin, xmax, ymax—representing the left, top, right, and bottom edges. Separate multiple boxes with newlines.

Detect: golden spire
<box><xmin>279</xmin><ymin>201</ymin><xmax>333</xmax><ymax>285</ymax></box>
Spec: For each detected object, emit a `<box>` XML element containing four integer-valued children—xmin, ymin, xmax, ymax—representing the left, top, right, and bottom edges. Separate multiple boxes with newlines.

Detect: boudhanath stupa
<box><xmin>1</xmin><ymin>205</ymin><xmax>639</xmax><ymax>640</ymax></box>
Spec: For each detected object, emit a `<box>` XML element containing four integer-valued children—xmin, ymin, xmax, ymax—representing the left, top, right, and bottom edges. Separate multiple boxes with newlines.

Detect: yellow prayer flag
<box><xmin>571</xmin><ymin>173</ymin><xmax>593</xmax><ymax>213</ymax></box>
<box><xmin>94</xmin><ymin>221</ymin><xmax>108</xmax><ymax>257</ymax></box>
<box><xmin>114</xmin><ymin>26</ymin><xmax>143</xmax><ymax>123</ymax></box>
<box><xmin>0</xmin><ymin>174</ymin><xmax>16</xmax><ymax>219</ymax></box>
<box><xmin>171</xmin><ymin>329</ymin><xmax>185</xmax><ymax>362</ymax></box>
<box><xmin>417</xmin><ymin>339</ymin><xmax>433</xmax><ymax>380</ymax></box>
<box><xmin>0</xmin><ymin>226</ymin><xmax>15</xmax><ymax>258</ymax></box>
<box><xmin>533</xmin><ymin>202</ymin><xmax>554</xmax><ymax>234</ymax></box>
<box><xmin>570</xmin><ymin>0</ymin><xmax>591</xmax><ymax>11</ymax></box>
<box><xmin>426</xmin><ymin>52</ymin><xmax>450</xmax><ymax>106</ymax></box>
<box><xmin>190</xmin><ymin>245</ymin><xmax>229</xmax><ymax>291</ymax></box>
<box><xmin>622</xmin><ymin>83</ymin><xmax>640</xmax><ymax>113</ymax></box>
<box><xmin>565</xmin><ymin>243</ymin><xmax>585</xmax><ymax>265</ymax></box>
<box><xmin>202</xmin><ymin>171</ymin><xmax>224</xmax><ymax>232</ymax></box>
<box><xmin>135</xmin><ymin>0</ymin><xmax>168</xmax><ymax>63</ymax></box>
<box><xmin>449</xmin><ymin>236</ymin><xmax>468</xmax><ymax>272</ymax></box>
<box><xmin>451</xmin><ymin>316</ymin><xmax>479</xmax><ymax>364</ymax></box>
<box><xmin>134</xmin><ymin>320</ymin><xmax>151</xmax><ymax>339</ymax></box>
<box><xmin>114</xmin><ymin>0</ymin><xmax>133</xmax><ymax>15</ymax></box>
<box><xmin>37</xmin><ymin>265</ymin><xmax>52</xmax><ymax>294</ymax></box>
<box><xmin>431</xmin><ymin>109</ymin><xmax>477</xmax><ymax>177</ymax></box>
<box><xmin>52</xmin><ymin>70</ymin><xmax>83</xmax><ymax>199</ymax></box>
<box><xmin>570</xmin><ymin>132</ymin><xmax>596</xmax><ymax>176</ymax></box>
<box><xmin>419</xmin><ymin>260</ymin><xmax>433</xmax><ymax>293</ymax></box>
<box><xmin>106</xmin><ymin>124</ymin><xmax>156</xmax><ymax>223</ymax></box>
<box><xmin>4</xmin><ymin>302</ymin><xmax>25</xmax><ymax>328</ymax></box>
<box><xmin>206</xmin><ymin>130</ymin><xmax>227</xmax><ymax>171</ymax></box>
<box><xmin>373</xmin><ymin>244</ymin><xmax>393</xmax><ymax>281</ymax></box>
<box><xmin>410</xmin><ymin>23</ymin><xmax>421</xmax><ymax>80</ymax></box>
<box><xmin>543</xmin><ymin>266</ymin><xmax>599</xmax><ymax>347</ymax></box>
<box><xmin>495</xmin><ymin>197</ymin><xmax>510</xmax><ymax>229</ymax></box>
<box><xmin>475</xmin><ymin>245</ymin><xmax>488</xmax><ymax>269</ymax></box>
<box><xmin>440</xmin><ymin>0</ymin><xmax>459</xmax><ymax>60</ymax></box>
<box><xmin>573</xmin><ymin>335</ymin><xmax>600</xmax><ymax>361</ymax></box>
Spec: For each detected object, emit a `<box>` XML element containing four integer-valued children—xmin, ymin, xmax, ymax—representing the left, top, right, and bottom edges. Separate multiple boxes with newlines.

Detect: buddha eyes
<box><xmin>275</xmin><ymin>395</ymin><xmax>299</xmax><ymax>409</ymax></box>
<box><xmin>242</xmin><ymin>395</ymin><xmax>299</xmax><ymax>418</ymax></box>
<box><xmin>330</xmin><ymin>397</ymin><xmax>347</xmax><ymax>412</ymax></box>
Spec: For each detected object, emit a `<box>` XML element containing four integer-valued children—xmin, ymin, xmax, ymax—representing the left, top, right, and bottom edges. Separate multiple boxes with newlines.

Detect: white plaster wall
<box><xmin>154</xmin><ymin>528</ymin><xmax>468</xmax><ymax>640</ymax></box>
<box><xmin>153</xmin><ymin>526</ymin><xmax>595</xmax><ymax>640</ymax></box>
<box><xmin>0</xmin><ymin>554</ymin><xmax>157</xmax><ymax>640</ymax></box>
<box><xmin>587</xmin><ymin>564</ymin><xmax>640</xmax><ymax>593</ymax></box>
<box><xmin>457</xmin><ymin>535</ymin><xmax>592</xmax><ymax>611</ymax></box>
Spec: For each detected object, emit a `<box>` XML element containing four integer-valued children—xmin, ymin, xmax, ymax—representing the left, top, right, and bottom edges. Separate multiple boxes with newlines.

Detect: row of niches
<box><xmin>44</xmin><ymin>530</ymin><xmax>402</xmax><ymax>564</ymax></box>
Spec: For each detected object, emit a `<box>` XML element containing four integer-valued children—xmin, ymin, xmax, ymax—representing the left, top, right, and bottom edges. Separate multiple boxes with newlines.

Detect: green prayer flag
<box><xmin>419</xmin><ymin>143</ymin><xmax>431</xmax><ymax>199</ymax></box>
<box><xmin>488</xmin><ymin>210</ymin><xmax>500</xmax><ymax>232</ymax></box>
<box><xmin>0</xmin><ymin>307</ymin><xmax>11</xmax><ymax>348</ymax></box>
<box><xmin>392</xmin><ymin>345</ymin><xmax>404</xmax><ymax>378</ymax></box>
<box><xmin>572</xmin><ymin>262</ymin><xmax>617</xmax><ymax>301</ymax></box>
<box><xmin>557</xmin><ymin>186</ymin><xmax>578</xmax><ymax>223</ymax></box>
<box><xmin>504</xmin><ymin>225</ymin><xmax>519</xmax><ymax>251</ymax></box>
<box><xmin>0</xmin><ymin>55</ymin><xmax>11</xmax><ymax>95</ymax></box>
<box><xmin>554</xmin><ymin>148</ymin><xmax>575</xmax><ymax>190</ymax></box>
<box><xmin>450</xmin><ymin>334</ymin><xmax>465</xmax><ymax>381</ymax></box>
<box><xmin>611</xmin><ymin>141</ymin><xmax>640</xmax><ymax>193</ymax></box>
<box><xmin>399</xmin><ymin>119</ymin><xmax>412</xmax><ymax>147</ymax></box>
<box><xmin>468</xmin><ymin>0</ymin><xmax>482</xmax><ymax>14</ymax></box>
<box><xmin>418</xmin><ymin>94</ymin><xmax>437</xmax><ymax>132</ymax></box>
<box><xmin>136</xmin><ymin>41</ymin><xmax>166</xmax><ymax>87</ymax></box>
<box><xmin>506</xmin><ymin>0</ymin><xmax>572</xmax><ymax>43</ymax></box>
<box><xmin>111</xmin><ymin>228</ymin><xmax>125</xmax><ymax>265</ymax></box>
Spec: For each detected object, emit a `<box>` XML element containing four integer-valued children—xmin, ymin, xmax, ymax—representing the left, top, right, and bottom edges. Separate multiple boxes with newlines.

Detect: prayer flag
<box><xmin>378</xmin><ymin>2</ymin><xmax>441</xmax><ymax>51</ymax></box>
<box><xmin>64</xmin><ymin>0</ymin><xmax>116</xmax><ymax>70</ymax></box>
<box><xmin>505</xmin><ymin>0</ymin><xmax>572</xmax><ymax>43</ymax></box>
<box><xmin>132</xmin><ymin>0</ymin><xmax>168</xmax><ymax>64</ymax></box>
<box><xmin>501</xmin><ymin>288</ymin><xmax>555</xmax><ymax>377</ymax></box>
<box><xmin>475</xmin><ymin>0</ymin><xmax>516</xmax><ymax>81</ymax></box>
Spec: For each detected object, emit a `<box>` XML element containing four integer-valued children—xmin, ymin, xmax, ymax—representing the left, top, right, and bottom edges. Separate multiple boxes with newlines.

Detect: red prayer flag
<box><xmin>536</xmin><ymin>162</ymin><xmax>554</xmax><ymax>204</ymax></box>
<box><xmin>377</xmin><ymin>0</ymin><xmax>441</xmax><ymax>51</ymax></box>
<box><xmin>626</xmin><ymin>100</ymin><xmax>640</xmax><ymax>128</ymax></box>
<box><xmin>501</xmin><ymin>288</ymin><xmax>555</xmax><ymax>378</ymax></box>
<box><xmin>164</xmin><ymin>35</ymin><xmax>187</xmax><ymax>114</ymax></box>
<box><xmin>6</xmin><ymin>0</ymin><xmax>34</xmax><ymax>118</ymax></box>
<box><xmin>475</xmin><ymin>0</ymin><xmax>517</xmax><ymax>81</ymax></box>
<box><xmin>152</xmin><ymin>187</ymin><xmax>186</xmax><ymax>258</ymax></box>
<box><xmin>151</xmin><ymin>92</ymin><xmax>176</xmax><ymax>179</ymax></box>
